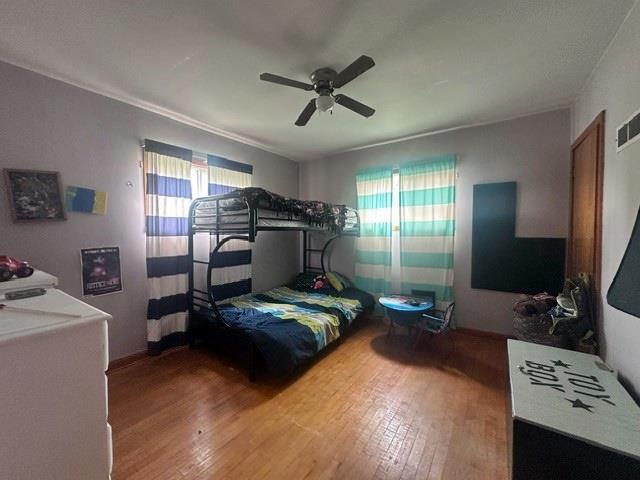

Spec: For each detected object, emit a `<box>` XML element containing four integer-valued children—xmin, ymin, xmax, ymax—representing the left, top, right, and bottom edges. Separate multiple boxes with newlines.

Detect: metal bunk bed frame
<box><xmin>187</xmin><ymin>190</ymin><xmax>360</xmax><ymax>378</ymax></box>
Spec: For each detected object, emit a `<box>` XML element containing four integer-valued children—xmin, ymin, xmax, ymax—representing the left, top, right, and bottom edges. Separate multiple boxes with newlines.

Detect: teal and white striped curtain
<box><xmin>354</xmin><ymin>167</ymin><xmax>393</xmax><ymax>295</ymax></box>
<box><xmin>144</xmin><ymin>140</ymin><xmax>193</xmax><ymax>355</ymax></box>
<box><xmin>399</xmin><ymin>155</ymin><xmax>456</xmax><ymax>310</ymax></box>
<box><xmin>207</xmin><ymin>155</ymin><xmax>253</xmax><ymax>300</ymax></box>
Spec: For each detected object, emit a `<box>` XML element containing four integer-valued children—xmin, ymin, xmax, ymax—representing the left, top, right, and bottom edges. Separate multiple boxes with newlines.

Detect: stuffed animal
<box><xmin>313</xmin><ymin>275</ymin><xmax>328</xmax><ymax>290</ymax></box>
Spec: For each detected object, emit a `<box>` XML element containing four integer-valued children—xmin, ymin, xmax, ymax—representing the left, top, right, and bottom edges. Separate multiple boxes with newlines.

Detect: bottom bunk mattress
<box><xmin>216</xmin><ymin>286</ymin><xmax>374</xmax><ymax>375</ymax></box>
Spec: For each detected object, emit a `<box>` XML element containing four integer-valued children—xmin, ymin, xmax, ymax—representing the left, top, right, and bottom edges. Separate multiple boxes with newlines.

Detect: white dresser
<box><xmin>0</xmin><ymin>271</ymin><xmax>113</xmax><ymax>479</ymax></box>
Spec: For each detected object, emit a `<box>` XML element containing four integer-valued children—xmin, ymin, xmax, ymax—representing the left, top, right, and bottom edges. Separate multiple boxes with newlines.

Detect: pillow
<box><xmin>288</xmin><ymin>272</ymin><xmax>317</xmax><ymax>291</ymax></box>
<box><xmin>325</xmin><ymin>271</ymin><xmax>352</xmax><ymax>292</ymax></box>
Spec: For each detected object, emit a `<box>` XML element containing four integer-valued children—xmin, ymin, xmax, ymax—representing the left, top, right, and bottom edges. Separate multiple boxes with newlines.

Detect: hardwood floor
<box><xmin>108</xmin><ymin>318</ymin><xmax>508</xmax><ymax>479</ymax></box>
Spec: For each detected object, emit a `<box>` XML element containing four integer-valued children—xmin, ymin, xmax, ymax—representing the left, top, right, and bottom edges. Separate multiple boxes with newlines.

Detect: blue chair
<box><xmin>414</xmin><ymin>302</ymin><xmax>455</xmax><ymax>350</ymax></box>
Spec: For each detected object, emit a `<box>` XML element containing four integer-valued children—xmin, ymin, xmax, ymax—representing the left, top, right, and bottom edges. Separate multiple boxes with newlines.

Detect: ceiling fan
<box><xmin>260</xmin><ymin>55</ymin><xmax>376</xmax><ymax>126</ymax></box>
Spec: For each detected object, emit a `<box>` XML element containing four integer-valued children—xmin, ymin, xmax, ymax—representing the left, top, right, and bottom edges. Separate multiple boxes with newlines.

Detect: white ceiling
<box><xmin>0</xmin><ymin>0</ymin><xmax>635</xmax><ymax>160</ymax></box>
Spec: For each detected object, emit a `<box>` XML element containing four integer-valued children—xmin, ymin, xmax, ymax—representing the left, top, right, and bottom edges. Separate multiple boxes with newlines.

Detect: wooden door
<box><xmin>568</xmin><ymin>111</ymin><xmax>605</xmax><ymax>290</ymax></box>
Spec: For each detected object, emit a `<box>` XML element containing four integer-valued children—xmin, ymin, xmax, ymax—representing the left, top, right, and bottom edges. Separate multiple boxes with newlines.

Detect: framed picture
<box><xmin>80</xmin><ymin>246</ymin><xmax>123</xmax><ymax>296</ymax></box>
<box><xmin>4</xmin><ymin>168</ymin><xmax>66</xmax><ymax>221</ymax></box>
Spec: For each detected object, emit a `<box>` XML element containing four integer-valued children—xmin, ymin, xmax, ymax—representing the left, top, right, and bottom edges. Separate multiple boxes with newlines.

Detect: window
<box><xmin>190</xmin><ymin>160</ymin><xmax>210</xmax><ymax>269</ymax></box>
<box><xmin>355</xmin><ymin>156</ymin><xmax>456</xmax><ymax>305</ymax></box>
<box><xmin>191</xmin><ymin>159</ymin><xmax>209</xmax><ymax>199</ymax></box>
<box><xmin>391</xmin><ymin>170</ymin><xmax>401</xmax><ymax>292</ymax></box>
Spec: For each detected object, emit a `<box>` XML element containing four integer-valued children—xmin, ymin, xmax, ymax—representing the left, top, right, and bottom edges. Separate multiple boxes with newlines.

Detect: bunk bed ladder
<box><xmin>303</xmin><ymin>231</ymin><xmax>340</xmax><ymax>275</ymax></box>
<box><xmin>303</xmin><ymin>231</ymin><xmax>323</xmax><ymax>275</ymax></box>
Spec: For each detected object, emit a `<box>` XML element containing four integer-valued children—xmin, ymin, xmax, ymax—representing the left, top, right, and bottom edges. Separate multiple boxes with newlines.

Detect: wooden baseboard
<box><xmin>108</xmin><ymin>350</ymin><xmax>148</xmax><ymax>372</ymax></box>
<box><xmin>107</xmin><ymin>344</ymin><xmax>190</xmax><ymax>372</ymax></box>
<box><xmin>454</xmin><ymin>327</ymin><xmax>514</xmax><ymax>341</ymax></box>
<box><xmin>108</xmin><ymin>345</ymin><xmax>191</xmax><ymax>372</ymax></box>
<box><xmin>368</xmin><ymin>315</ymin><xmax>513</xmax><ymax>341</ymax></box>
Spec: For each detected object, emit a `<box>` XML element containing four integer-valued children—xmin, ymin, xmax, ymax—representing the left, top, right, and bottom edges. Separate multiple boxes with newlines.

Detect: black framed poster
<box><xmin>4</xmin><ymin>168</ymin><xmax>66</xmax><ymax>221</ymax></box>
<box><xmin>81</xmin><ymin>246</ymin><xmax>123</xmax><ymax>296</ymax></box>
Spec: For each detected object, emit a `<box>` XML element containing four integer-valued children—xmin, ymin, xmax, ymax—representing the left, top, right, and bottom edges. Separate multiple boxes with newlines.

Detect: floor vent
<box><xmin>617</xmin><ymin>108</ymin><xmax>640</xmax><ymax>152</ymax></box>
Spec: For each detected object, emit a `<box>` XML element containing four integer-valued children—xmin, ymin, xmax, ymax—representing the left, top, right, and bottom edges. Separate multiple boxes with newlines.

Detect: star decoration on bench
<box><xmin>566</xmin><ymin>398</ymin><xmax>594</xmax><ymax>412</ymax></box>
<box><xmin>552</xmin><ymin>360</ymin><xmax>571</xmax><ymax>368</ymax></box>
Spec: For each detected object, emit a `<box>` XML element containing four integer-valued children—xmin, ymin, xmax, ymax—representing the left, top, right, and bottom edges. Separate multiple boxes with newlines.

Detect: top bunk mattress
<box><xmin>192</xmin><ymin>187</ymin><xmax>359</xmax><ymax>234</ymax></box>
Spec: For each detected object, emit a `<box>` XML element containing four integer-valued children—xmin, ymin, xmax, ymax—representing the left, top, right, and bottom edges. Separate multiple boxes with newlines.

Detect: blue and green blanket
<box><xmin>218</xmin><ymin>286</ymin><xmax>374</xmax><ymax>375</ymax></box>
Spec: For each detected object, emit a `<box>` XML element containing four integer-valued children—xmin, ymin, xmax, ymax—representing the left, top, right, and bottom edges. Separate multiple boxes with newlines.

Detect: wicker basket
<box><xmin>513</xmin><ymin>312</ymin><xmax>569</xmax><ymax>348</ymax></box>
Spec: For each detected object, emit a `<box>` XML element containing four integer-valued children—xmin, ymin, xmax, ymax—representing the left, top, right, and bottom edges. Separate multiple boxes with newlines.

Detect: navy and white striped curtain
<box><xmin>208</xmin><ymin>155</ymin><xmax>253</xmax><ymax>300</ymax></box>
<box><xmin>144</xmin><ymin>140</ymin><xmax>192</xmax><ymax>355</ymax></box>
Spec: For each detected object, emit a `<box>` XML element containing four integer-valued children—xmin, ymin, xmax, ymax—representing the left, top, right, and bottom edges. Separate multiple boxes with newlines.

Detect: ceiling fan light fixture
<box><xmin>316</xmin><ymin>93</ymin><xmax>335</xmax><ymax>113</ymax></box>
<box><xmin>260</xmin><ymin>55</ymin><xmax>375</xmax><ymax>126</ymax></box>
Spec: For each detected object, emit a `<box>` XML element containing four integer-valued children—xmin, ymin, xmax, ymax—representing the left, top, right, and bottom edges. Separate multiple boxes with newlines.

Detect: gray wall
<box><xmin>572</xmin><ymin>3</ymin><xmax>640</xmax><ymax>396</ymax></box>
<box><xmin>0</xmin><ymin>61</ymin><xmax>299</xmax><ymax>360</ymax></box>
<box><xmin>300</xmin><ymin>109</ymin><xmax>571</xmax><ymax>335</ymax></box>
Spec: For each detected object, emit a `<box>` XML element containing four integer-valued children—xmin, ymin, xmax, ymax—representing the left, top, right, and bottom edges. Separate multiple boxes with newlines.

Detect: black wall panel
<box><xmin>471</xmin><ymin>182</ymin><xmax>566</xmax><ymax>294</ymax></box>
<box><xmin>607</xmin><ymin>203</ymin><xmax>640</xmax><ymax>318</ymax></box>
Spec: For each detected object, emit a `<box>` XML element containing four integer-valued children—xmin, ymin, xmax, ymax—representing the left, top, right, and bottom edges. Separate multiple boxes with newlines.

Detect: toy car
<box><xmin>0</xmin><ymin>256</ymin><xmax>35</xmax><ymax>282</ymax></box>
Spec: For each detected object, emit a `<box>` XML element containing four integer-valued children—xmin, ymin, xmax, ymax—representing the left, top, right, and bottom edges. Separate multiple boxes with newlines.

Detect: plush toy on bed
<box><xmin>313</xmin><ymin>275</ymin><xmax>328</xmax><ymax>290</ymax></box>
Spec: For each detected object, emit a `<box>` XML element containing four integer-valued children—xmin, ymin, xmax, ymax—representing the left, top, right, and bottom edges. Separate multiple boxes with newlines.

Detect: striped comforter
<box><xmin>218</xmin><ymin>286</ymin><xmax>372</xmax><ymax>374</ymax></box>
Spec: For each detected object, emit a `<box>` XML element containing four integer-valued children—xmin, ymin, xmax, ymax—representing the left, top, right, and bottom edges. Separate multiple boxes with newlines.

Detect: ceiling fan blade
<box><xmin>334</xmin><ymin>94</ymin><xmax>375</xmax><ymax>118</ymax></box>
<box><xmin>260</xmin><ymin>73</ymin><xmax>314</xmax><ymax>91</ymax></box>
<box><xmin>295</xmin><ymin>99</ymin><xmax>317</xmax><ymax>126</ymax></box>
<box><xmin>333</xmin><ymin>55</ymin><xmax>375</xmax><ymax>88</ymax></box>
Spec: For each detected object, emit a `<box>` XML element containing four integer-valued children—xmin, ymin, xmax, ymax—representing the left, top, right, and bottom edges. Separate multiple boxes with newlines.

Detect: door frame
<box><xmin>568</xmin><ymin>111</ymin><xmax>605</xmax><ymax>292</ymax></box>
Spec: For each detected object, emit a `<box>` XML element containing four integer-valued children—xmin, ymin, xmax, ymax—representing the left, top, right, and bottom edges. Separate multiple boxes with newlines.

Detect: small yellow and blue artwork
<box><xmin>65</xmin><ymin>186</ymin><xmax>108</xmax><ymax>215</ymax></box>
